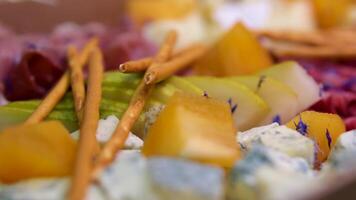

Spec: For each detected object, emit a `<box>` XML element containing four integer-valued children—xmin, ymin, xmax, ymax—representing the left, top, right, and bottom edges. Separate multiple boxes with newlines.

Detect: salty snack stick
<box><xmin>256</xmin><ymin>29</ymin><xmax>356</xmax><ymax>47</ymax></box>
<box><xmin>268</xmin><ymin>43</ymin><xmax>356</xmax><ymax>59</ymax></box>
<box><xmin>68</xmin><ymin>47</ymin><xmax>104</xmax><ymax>200</ymax></box>
<box><xmin>255</xmin><ymin>30</ymin><xmax>328</xmax><ymax>46</ymax></box>
<box><xmin>92</xmin><ymin>30</ymin><xmax>177</xmax><ymax>178</ymax></box>
<box><xmin>144</xmin><ymin>44</ymin><xmax>207</xmax><ymax>84</ymax></box>
<box><xmin>68</xmin><ymin>46</ymin><xmax>85</xmax><ymax>123</ymax></box>
<box><xmin>118</xmin><ymin>43</ymin><xmax>205</xmax><ymax>73</ymax></box>
<box><xmin>118</xmin><ymin>57</ymin><xmax>153</xmax><ymax>73</ymax></box>
<box><xmin>25</xmin><ymin>38</ymin><xmax>98</xmax><ymax>124</ymax></box>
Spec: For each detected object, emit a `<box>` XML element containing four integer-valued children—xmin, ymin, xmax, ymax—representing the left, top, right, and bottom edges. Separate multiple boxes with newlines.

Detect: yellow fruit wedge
<box><xmin>286</xmin><ymin>111</ymin><xmax>346</xmax><ymax>164</ymax></box>
<box><xmin>230</xmin><ymin>76</ymin><xmax>299</xmax><ymax>125</ymax></box>
<box><xmin>142</xmin><ymin>92</ymin><xmax>240</xmax><ymax>168</ymax></box>
<box><xmin>194</xmin><ymin>23</ymin><xmax>273</xmax><ymax>76</ymax></box>
<box><xmin>312</xmin><ymin>0</ymin><xmax>351</xmax><ymax>29</ymax></box>
<box><xmin>0</xmin><ymin>121</ymin><xmax>76</xmax><ymax>183</ymax></box>
<box><xmin>259</xmin><ymin>61</ymin><xmax>320</xmax><ymax>112</ymax></box>
<box><xmin>185</xmin><ymin>76</ymin><xmax>269</xmax><ymax>131</ymax></box>
<box><xmin>127</xmin><ymin>0</ymin><xmax>197</xmax><ymax>25</ymax></box>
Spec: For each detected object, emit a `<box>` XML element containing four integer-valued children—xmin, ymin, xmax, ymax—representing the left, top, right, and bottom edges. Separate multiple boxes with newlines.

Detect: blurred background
<box><xmin>0</xmin><ymin>0</ymin><xmax>356</xmax><ymax>32</ymax></box>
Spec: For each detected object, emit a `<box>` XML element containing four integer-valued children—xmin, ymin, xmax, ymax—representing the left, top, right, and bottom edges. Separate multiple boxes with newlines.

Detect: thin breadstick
<box><xmin>92</xmin><ymin>30</ymin><xmax>177</xmax><ymax>178</ymax></box>
<box><xmin>255</xmin><ymin>30</ymin><xmax>328</xmax><ymax>46</ymax></box>
<box><xmin>68</xmin><ymin>46</ymin><xmax>86</xmax><ymax>123</ymax></box>
<box><xmin>256</xmin><ymin>29</ymin><xmax>356</xmax><ymax>48</ymax></box>
<box><xmin>119</xmin><ymin>57</ymin><xmax>153</xmax><ymax>73</ymax></box>
<box><xmin>144</xmin><ymin>44</ymin><xmax>207</xmax><ymax>84</ymax></box>
<box><xmin>25</xmin><ymin>38</ymin><xmax>98</xmax><ymax>124</ymax></box>
<box><xmin>24</xmin><ymin>73</ymin><xmax>71</xmax><ymax>124</ymax></box>
<box><xmin>68</xmin><ymin>48</ymin><xmax>104</xmax><ymax>200</ymax></box>
<box><xmin>268</xmin><ymin>43</ymin><xmax>356</xmax><ymax>59</ymax></box>
<box><xmin>77</xmin><ymin>38</ymin><xmax>99</xmax><ymax>66</ymax></box>
<box><xmin>118</xmin><ymin>43</ymin><xmax>205</xmax><ymax>73</ymax></box>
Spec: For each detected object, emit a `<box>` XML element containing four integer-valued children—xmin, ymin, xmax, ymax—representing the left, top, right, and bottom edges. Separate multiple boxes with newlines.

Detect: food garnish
<box><xmin>67</xmin><ymin>47</ymin><xmax>104</xmax><ymax>200</ymax></box>
<box><xmin>24</xmin><ymin>39</ymin><xmax>98</xmax><ymax>124</ymax></box>
<box><xmin>272</xmin><ymin>115</ymin><xmax>281</xmax><ymax>125</ymax></box>
<box><xmin>92</xmin><ymin>30</ymin><xmax>177</xmax><ymax>178</ymax></box>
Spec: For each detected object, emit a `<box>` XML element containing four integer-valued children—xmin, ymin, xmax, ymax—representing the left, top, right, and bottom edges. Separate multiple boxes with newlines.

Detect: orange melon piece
<box><xmin>286</xmin><ymin>111</ymin><xmax>346</xmax><ymax>163</ymax></box>
<box><xmin>312</xmin><ymin>0</ymin><xmax>351</xmax><ymax>29</ymax></box>
<box><xmin>0</xmin><ymin>121</ymin><xmax>77</xmax><ymax>183</ymax></box>
<box><xmin>142</xmin><ymin>92</ymin><xmax>240</xmax><ymax>168</ymax></box>
<box><xmin>126</xmin><ymin>0</ymin><xmax>196</xmax><ymax>25</ymax></box>
<box><xmin>194</xmin><ymin>23</ymin><xmax>273</xmax><ymax>76</ymax></box>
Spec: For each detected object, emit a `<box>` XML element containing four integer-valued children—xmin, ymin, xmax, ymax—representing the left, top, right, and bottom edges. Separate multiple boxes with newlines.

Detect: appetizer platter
<box><xmin>0</xmin><ymin>0</ymin><xmax>355</xmax><ymax>200</ymax></box>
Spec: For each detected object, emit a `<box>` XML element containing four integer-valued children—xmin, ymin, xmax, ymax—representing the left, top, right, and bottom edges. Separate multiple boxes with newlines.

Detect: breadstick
<box><xmin>25</xmin><ymin>38</ymin><xmax>98</xmax><ymax>124</ymax></box>
<box><xmin>92</xmin><ymin>30</ymin><xmax>177</xmax><ymax>178</ymax></box>
<box><xmin>268</xmin><ymin>43</ymin><xmax>356</xmax><ymax>59</ymax></box>
<box><xmin>144</xmin><ymin>44</ymin><xmax>207</xmax><ymax>84</ymax></box>
<box><xmin>118</xmin><ymin>43</ymin><xmax>205</xmax><ymax>73</ymax></box>
<box><xmin>67</xmin><ymin>48</ymin><xmax>104</xmax><ymax>200</ymax></box>
<box><xmin>68</xmin><ymin>46</ymin><xmax>85</xmax><ymax>123</ymax></box>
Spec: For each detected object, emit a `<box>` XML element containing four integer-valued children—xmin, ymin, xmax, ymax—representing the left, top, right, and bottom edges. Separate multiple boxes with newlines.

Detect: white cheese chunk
<box><xmin>227</xmin><ymin>146</ymin><xmax>315</xmax><ymax>200</ymax></box>
<box><xmin>98</xmin><ymin>151</ymin><xmax>157</xmax><ymax>200</ymax></box>
<box><xmin>147</xmin><ymin>157</ymin><xmax>225</xmax><ymax>200</ymax></box>
<box><xmin>71</xmin><ymin>115</ymin><xmax>143</xmax><ymax>149</ymax></box>
<box><xmin>0</xmin><ymin>178</ymin><xmax>105</xmax><ymax>200</ymax></box>
<box><xmin>238</xmin><ymin>124</ymin><xmax>315</xmax><ymax>165</ymax></box>
<box><xmin>323</xmin><ymin>130</ymin><xmax>356</xmax><ymax>172</ymax></box>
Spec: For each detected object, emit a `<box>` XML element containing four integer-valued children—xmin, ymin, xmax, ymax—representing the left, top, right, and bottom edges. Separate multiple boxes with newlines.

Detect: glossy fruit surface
<box><xmin>230</xmin><ymin>76</ymin><xmax>298</xmax><ymax>125</ymax></box>
<box><xmin>286</xmin><ymin>111</ymin><xmax>346</xmax><ymax>163</ymax></box>
<box><xmin>0</xmin><ymin>121</ymin><xmax>76</xmax><ymax>183</ymax></box>
<box><xmin>143</xmin><ymin>92</ymin><xmax>240</xmax><ymax>168</ymax></box>
<box><xmin>259</xmin><ymin>61</ymin><xmax>320</xmax><ymax>112</ymax></box>
<box><xmin>186</xmin><ymin>76</ymin><xmax>269</xmax><ymax>131</ymax></box>
<box><xmin>194</xmin><ymin>23</ymin><xmax>272</xmax><ymax>76</ymax></box>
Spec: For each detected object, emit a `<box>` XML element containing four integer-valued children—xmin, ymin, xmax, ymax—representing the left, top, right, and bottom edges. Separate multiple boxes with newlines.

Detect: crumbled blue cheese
<box><xmin>97</xmin><ymin>151</ymin><xmax>157</xmax><ymax>200</ymax></box>
<box><xmin>147</xmin><ymin>157</ymin><xmax>224</xmax><ymax>200</ymax></box>
<box><xmin>323</xmin><ymin>130</ymin><xmax>356</xmax><ymax>172</ymax></box>
<box><xmin>227</xmin><ymin>146</ymin><xmax>315</xmax><ymax>200</ymax></box>
<box><xmin>0</xmin><ymin>178</ymin><xmax>69</xmax><ymax>200</ymax></box>
<box><xmin>237</xmin><ymin>124</ymin><xmax>315</xmax><ymax>166</ymax></box>
<box><xmin>143</xmin><ymin>104</ymin><xmax>165</xmax><ymax>137</ymax></box>
<box><xmin>0</xmin><ymin>178</ymin><xmax>105</xmax><ymax>200</ymax></box>
<box><xmin>71</xmin><ymin>115</ymin><xmax>143</xmax><ymax>149</ymax></box>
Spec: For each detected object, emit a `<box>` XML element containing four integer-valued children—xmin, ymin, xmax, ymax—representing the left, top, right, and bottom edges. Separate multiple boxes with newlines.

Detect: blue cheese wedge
<box><xmin>237</xmin><ymin>124</ymin><xmax>315</xmax><ymax>165</ymax></box>
<box><xmin>147</xmin><ymin>157</ymin><xmax>225</xmax><ymax>200</ymax></box>
<box><xmin>227</xmin><ymin>146</ymin><xmax>315</xmax><ymax>200</ymax></box>
<box><xmin>71</xmin><ymin>115</ymin><xmax>143</xmax><ymax>149</ymax></box>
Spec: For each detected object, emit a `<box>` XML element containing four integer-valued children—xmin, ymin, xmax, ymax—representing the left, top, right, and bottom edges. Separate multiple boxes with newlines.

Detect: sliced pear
<box><xmin>165</xmin><ymin>76</ymin><xmax>204</xmax><ymax>96</ymax></box>
<box><xmin>185</xmin><ymin>76</ymin><xmax>269</xmax><ymax>131</ymax></box>
<box><xmin>229</xmin><ymin>76</ymin><xmax>299</xmax><ymax>125</ymax></box>
<box><xmin>259</xmin><ymin>61</ymin><xmax>320</xmax><ymax>112</ymax></box>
